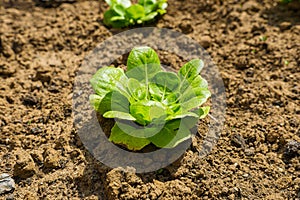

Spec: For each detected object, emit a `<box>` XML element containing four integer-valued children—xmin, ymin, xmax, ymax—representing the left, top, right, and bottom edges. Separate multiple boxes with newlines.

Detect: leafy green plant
<box><xmin>103</xmin><ymin>0</ymin><xmax>168</xmax><ymax>28</ymax></box>
<box><xmin>90</xmin><ymin>46</ymin><xmax>211</xmax><ymax>150</ymax></box>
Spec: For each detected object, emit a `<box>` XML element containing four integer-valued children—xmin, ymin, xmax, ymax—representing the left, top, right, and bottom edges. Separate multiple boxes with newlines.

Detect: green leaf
<box><xmin>109</xmin><ymin>124</ymin><xmax>150</xmax><ymax>150</ymax></box>
<box><xmin>115</xmin><ymin>121</ymin><xmax>165</xmax><ymax>138</ymax></box>
<box><xmin>104</xmin><ymin>10</ymin><xmax>125</xmax><ymax>28</ymax></box>
<box><xmin>90</xmin><ymin>66</ymin><xmax>129</xmax><ymax>98</ymax></box>
<box><xmin>89</xmin><ymin>94</ymin><xmax>103</xmax><ymax>112</ymax></box>
<box><xmin>141</xmin><ymin>12</ymin><xmax>158</xmax><ymax>21</ymax></box>
<box><xmin>190</xmin><ymin>75</ymin><xmax>208</xmax><ymax>89</ymax></box>
<box><xmin>157</xmin><ymin>8</ymin><xmax>166</xmax><ymax>15</ymax></box>
<box><xmin>162</xmin><ymin>92</ymin><xmax>179</xmax><ymax>105</ymax></box>
<box><xmin>103</xmin><ymin>111</ymin><xmax>136</xmax><ymax>121</ymax></box>
<box><xmin>97</xmin><ymin>91</ymin><xmax>130</xmax><ymax>115</ymax></box>
<box><xmin>178</xmin><ymin>59</ymin><xmax>204</xmax><ymax>82</ymax></box>
<box><xmin>126</xmin><ymin>46</ymin><xmax>161</xmax><ymax>82</ymax></box>
<box><xmin>130</xmin><ymin>100</ymin><xmax>166</xmax><ymax>125</ymax></box>
<box><xmin>180</xmin><ymin>88</ymin><xmax>211</xmax><ymax>111</ymax></box>
<box><xmin>167</xmin><ymin>111</ymin><xmax>198</xmax><ymax>121</ymax></box>
<box><xmin>126</xmin><ymin>4</ymin><xmax>145</xmax><ymax>20</ymax></box>
<box><xmin>96</xmin><ymin>92</ymin><xmax>112</xmax><ymax>114</ymax></box>
<box><xmin>112</xmin><ymin>4</ymin><xmax>126</xmax><ymax>16</ymax></box>
<box><xmin>138</xmin><ymin>0</ymin><xmax>156</xmax><ymax>14</ymax></box>
<box><xmin>152</xmin><ymin>71</ymin><xmax>180</xmax><ymax>91</ymax></box>
<box><xmin>149</xmin><ymin>120</ymin><xmax>191</xmax><ymax>148</ymax></box>
<box><xmin>149</xmin><ymin>83</ymin><xmax>163</xmax><ymax>101</ymax></box>
<box><xmin>110</xmin><ymin>16</ymin><xmax>126</xmax><ymax>21</ymax></box>
<box><xmin>194</xmin><ymin>106</ymin><xmax>210</xmax><ymax>119</ymax></box>
<box><xmin>128</xmin><ymin>78</ymin><xmax>147</xmax><ymax>101</ymax></box>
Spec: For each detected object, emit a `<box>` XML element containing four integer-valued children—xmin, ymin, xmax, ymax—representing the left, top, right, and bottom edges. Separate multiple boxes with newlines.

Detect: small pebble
<box><xmin>245</xmin><ymin>148</ymin><xmax>255</xmax><ymax>156</ymax></box>
<box><xmin>284</xmin><ymin>140</ymin><xmax>300</xmax><ymax>159</ymax></box>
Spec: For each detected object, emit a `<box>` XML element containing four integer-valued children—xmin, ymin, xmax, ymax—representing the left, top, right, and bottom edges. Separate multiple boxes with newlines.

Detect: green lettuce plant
<box><xmin>103</xmin><ymin>0</ymin><xmax>168</xmax><ymax>28</ymax></box>
<box><xmin>90</xmin><ymin>46</ymin><xmax>211</xmax><ymax>150</ymax></box>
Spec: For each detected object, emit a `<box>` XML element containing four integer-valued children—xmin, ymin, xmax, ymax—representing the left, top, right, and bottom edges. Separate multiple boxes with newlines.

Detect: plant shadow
<box><xmin>73</xmin><ymin>144</ymin><xmax>108</xmax><ymax>199</ymax></box>
<box><xmin>72</xmin><ymin>112</ymin><xmax>186</xmax><ymax>199</ymax></box>
<box><xmin>73</xmin><ymin>134</ymin><xmax>183</xmax><ymax>199</ymax></box>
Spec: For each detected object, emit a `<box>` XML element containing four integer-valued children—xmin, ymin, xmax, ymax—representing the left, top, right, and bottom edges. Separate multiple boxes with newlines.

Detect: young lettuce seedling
<box><xmin>103</xmin><ymin>0</ymin><xmax>168</xmax><ymax>28</ymax></box>
<box><xmin>90</xmin><ymin>46</ymin><xmax>211</xmax><ymax>150</ymax></box>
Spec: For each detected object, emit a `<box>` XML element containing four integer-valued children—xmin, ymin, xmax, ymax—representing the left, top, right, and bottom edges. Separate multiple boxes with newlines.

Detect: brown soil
<box><xmin>0</xmin><ymin>0</ymin><xmax>299</xmax><ymax>199</ymax></box>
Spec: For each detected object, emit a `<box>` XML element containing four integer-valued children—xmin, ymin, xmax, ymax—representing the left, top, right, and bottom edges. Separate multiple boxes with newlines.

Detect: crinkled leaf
<box><xmin>152</xmin><ymin>71</ymin><xmax>180</xmax><ymax>91</ymax></box>
<box><xmin>162</xmin><ymin>92</ymin><xmax>179</xmax><ymax>105</ymax></box>
<box><xmin>103</xmin><ymin>111</ymin><xmax>136</xmax><ymax>121</ymax></box>
<box><xmin>128</xmin><ymin>78</ymin><xmax>147</xmax><ymax>101</ymax></box>
<box><xmin>169</xmin><ymin>103</ymin><xmax>181</xmax><ymax>114</ymax></box>
<box><xmin>149</xmin><ymin>83</ymin><xmax>164</xmax><ymax>101</ymax></box>
<box><xmin>90</xmin><ymin>66</ymin><xmax>128</xmax><ymax>97</ymax></box>
<box><xmin>126</xmin><ymin>46</ymin><xmax>161</xmax><ymax>82</ymax></box>
<box><xmin>130</xmin><ymin>100</ymin><xmax>166</xmax><ymax>125</ymax></box>
<box><xmin>109</xmin><ymin>123</ymin><xmax>150</xmax><ymax>150</ymax></box>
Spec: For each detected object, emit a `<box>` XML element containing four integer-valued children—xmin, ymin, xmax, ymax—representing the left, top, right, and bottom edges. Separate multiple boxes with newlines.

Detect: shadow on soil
<box><xmin>73</xmin><ymin>132</ymin><xmax>181</xmax><ymax>199</ymax></box>
<box><xmin>261</xmin><ymin>1</ymin><xmax>300</xmax><ymax>27</ymax></box>
<box><xmin>73</xmin><ymin>147</ymin><xmax>108</xmax><ymax>199</ymax></box>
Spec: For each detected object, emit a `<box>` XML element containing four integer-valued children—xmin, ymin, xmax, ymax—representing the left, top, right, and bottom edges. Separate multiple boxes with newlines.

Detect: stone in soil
<box><xmin>0</xmin><ymin>173</ymin><xmax>15</xmax><ymax>194</ymax></box>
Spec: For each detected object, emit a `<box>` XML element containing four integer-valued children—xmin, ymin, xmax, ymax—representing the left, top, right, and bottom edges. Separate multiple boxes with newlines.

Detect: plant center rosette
<box><xmin>89</xmin><ymin>46</ymin><xmax>211</xmax><ymax>151</ymax></box>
